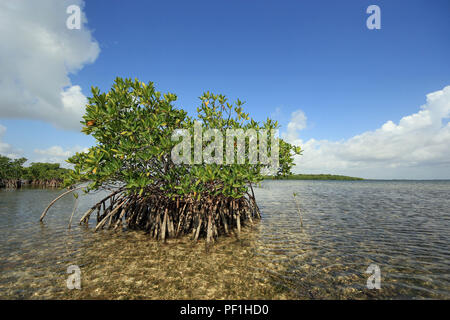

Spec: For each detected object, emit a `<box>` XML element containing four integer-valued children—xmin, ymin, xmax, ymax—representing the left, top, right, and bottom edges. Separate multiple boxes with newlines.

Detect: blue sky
<box><xmin>0</xmin><ymin>0</ymin><xmax>449</xmax><ymax>178</ymax></box>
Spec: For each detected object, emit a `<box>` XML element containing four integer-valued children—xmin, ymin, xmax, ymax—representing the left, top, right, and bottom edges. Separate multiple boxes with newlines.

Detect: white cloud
<box><xmin>0</xmin><ymin>125</ymin><xmax>12</xmax><ymax>155</ymax></box>
<box><xmin>34</xmin><ymin>145</ymin><xmax>88</xmax><ymax>167</ymax></box>
<box><xmin>0</xmin><ymin>125</ymin><xmax>22</xmax><ymax>159</ymax></box>
<box><xmin>285</xmin><ymin>86</ymin><xmax>450</xmax><ymax>179</ymax></box>
<box><xmin>1</xmin><ymin>128</ymin><xmax>87</xmax><ymax>165</ymax></box>
<box><xmin>270</xmin><ymin>107</ymin><xmax>282</xmax><ymax>119</ymax></box>
<box><xmin>0</xmin><ymin>0</ymin><xmax>99</xmax><ymax>130</ymax></box>
<box><xmin>283</xmin><ymin>109</ymin><xmax>307</xmax><ymax>145</ymax></box>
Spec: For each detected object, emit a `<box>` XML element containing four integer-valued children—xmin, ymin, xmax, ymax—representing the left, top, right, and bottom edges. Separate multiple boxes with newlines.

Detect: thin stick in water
<box><xmin>68</xmin><ymin>196</ymin><xmax>79</xmax><ymax>229</ymax></box>
<box><xmin>39</xmin><ymin>185</ymin><xmax>84</xmax><ymax>222</ymax></box>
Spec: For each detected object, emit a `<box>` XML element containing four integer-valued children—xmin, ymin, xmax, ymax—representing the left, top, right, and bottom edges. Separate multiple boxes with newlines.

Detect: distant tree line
<box><xmin>0</xmin><ymin>155</ymin><xmax>69</xmax><ymax>189</ymax></box>
<box><xmin>264</xmin><ymin>174</ymin><xmax>364</xmax><ymax>181</ymax></box>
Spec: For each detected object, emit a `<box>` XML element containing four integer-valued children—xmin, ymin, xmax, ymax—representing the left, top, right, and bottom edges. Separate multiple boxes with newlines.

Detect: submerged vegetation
<box><xmin>0</xmin><ymin>155</ymin><xmax>69</xmax><ymax>189</ymax></box>
<box><xmin>265</xmin><ymin>174</ymin><xmax>363</xmax><ymax>181</ymax></box>
<box><xmin>41</xmin><ymin>77</ymin><xmax>301</xmax><ymax>242</ymax></box>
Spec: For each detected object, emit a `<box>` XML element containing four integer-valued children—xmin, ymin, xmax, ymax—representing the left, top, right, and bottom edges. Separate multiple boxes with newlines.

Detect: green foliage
<box><xmin>66</xmin><ymin>77</ymin><xmax>301</xmax><ymax>198</ymax></box>
<box><xmin>0</xmin><ymin>156</ymin><xmax>27</xmax><ymax>180</ymax></box>
<box><xmin>22</xmin><ymin>162</ymin><xmax>69</xmax><ymax>180</ymax></box>
<box><xmin>277</xmin><ymin>139</ymin><xmax>302</xmax><ymax>177</ymax></box>
<box><xmin>0</xmin><ymin>155</ymin><xmax>68</xmax><ymax>181</ymax></box>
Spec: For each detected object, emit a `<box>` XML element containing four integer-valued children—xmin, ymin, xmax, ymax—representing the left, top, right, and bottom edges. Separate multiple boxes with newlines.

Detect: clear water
<box><xmin>0</xmin><ymin>180</ymin><xmax>449</xmax><ymax>299</ymax></box>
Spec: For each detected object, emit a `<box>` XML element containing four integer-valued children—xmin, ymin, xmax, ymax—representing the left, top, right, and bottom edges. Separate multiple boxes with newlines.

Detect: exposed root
<box><xmin>85</xmin><ymin>189</ymin><xmax>260</xmax><ymax>242</ymax></box>
<box><xmin>41</xmin><ymin>184</ymin><xmax>261</xmax><ymax>242</ymax></box>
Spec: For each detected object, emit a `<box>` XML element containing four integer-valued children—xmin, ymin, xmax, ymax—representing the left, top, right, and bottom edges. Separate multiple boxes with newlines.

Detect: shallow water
<box><xmin>0</xmin><ymin>180</ymin><xmax>449</xmax><ymax>299</ymax></box>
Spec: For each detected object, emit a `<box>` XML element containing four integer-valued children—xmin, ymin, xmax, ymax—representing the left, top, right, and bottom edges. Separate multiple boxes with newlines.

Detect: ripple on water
<box><xmin>0</xmin><ymin>181</ymin><xmax>449</xmax><ymax>299</ymax></box>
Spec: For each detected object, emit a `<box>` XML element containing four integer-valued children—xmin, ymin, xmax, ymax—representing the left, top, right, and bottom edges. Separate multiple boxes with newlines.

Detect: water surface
<box><xmin>0</xmin><ymin>180</ymin><xmax>449</xmax><ymax>299</ymax></box>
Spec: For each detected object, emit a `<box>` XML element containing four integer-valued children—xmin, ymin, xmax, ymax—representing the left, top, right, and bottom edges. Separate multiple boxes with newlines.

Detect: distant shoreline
<box><xmin>264</xmin><ymin>175</ymin><xmax>450</xmax><ymax>181</ymax></box>
<box><xmin>264</xmin><ymin>174</ymin><xmax>364</xmax><ymax>181</ymax></box>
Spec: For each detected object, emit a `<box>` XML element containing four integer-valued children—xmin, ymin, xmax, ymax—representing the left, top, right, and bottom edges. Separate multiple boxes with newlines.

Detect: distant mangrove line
<box><xmin>0</xmin><ymin>155</ymin><xmax>69</xmax><ymax>189</ymax></box>
<box><xmin>264</xmin><ymin>174</ymin><xmax>364</xmax><ymax>181</ymax></box>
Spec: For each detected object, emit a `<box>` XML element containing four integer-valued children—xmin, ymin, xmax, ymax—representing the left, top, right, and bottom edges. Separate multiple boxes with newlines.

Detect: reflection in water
<box><xmin>0</xmin><ymin>181</ymin><xmax>449</xmax><ymax>299</ymax></box>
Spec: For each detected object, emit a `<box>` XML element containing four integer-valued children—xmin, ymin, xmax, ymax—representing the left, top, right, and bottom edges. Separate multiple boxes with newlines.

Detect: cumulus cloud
<box><xmin>0</xmin><ymin>125</ymin><xmax>22</xmax><ymax>159</ymax></box>
<box><xmin>284</xmin><ymin>86</ymin><xmax>450</xmax><ymax>179</ymax></box>
<box><xmin>0</xmin><ymin>128</ymin><xmax>87</xmax><ymax>166</ymax></box>
<box><xmin>0</xmin><ymin>0</ymin><xmax>99</xmax><ymax>130</ymax></box>
<box><xmin>34</xmin><ymin>145</ymin><xmax>89</xmax><ymax>167</ymax></box>
<box><xmin>283</xmin><ymin>109</ymin><xmax>307</xmax><ymax>145</ymax></box>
